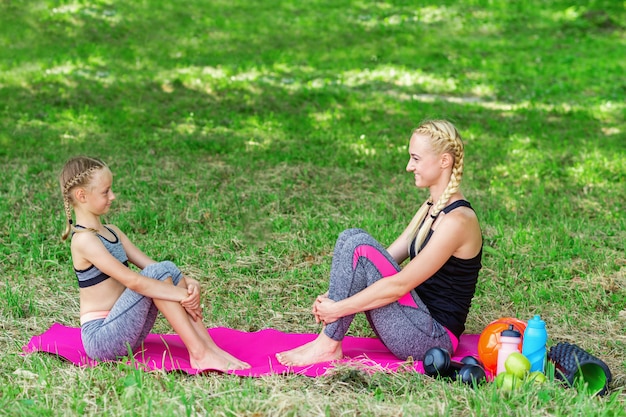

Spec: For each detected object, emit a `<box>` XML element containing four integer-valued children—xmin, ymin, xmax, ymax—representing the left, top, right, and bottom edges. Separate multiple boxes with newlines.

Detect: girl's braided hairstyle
<box><xmin>59</xmin><ymin>156</ymin><xmax>108</xmax><ymax>241</ymax></box>
<box><xmin>406</xmin><ymin>120</ymin><xmax>465</xmax><ymax>254</ymax></box>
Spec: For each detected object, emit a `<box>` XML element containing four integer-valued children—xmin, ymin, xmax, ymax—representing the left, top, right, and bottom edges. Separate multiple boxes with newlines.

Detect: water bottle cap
<box><xmin>529</xmin><ymin>315</ymin><xmax>546</xmax><ymax>328</ymax></box>
<box><xmin>501</xmin><ymin>324</ymin><xmax>521</xmax><ymax>337</ymax></box>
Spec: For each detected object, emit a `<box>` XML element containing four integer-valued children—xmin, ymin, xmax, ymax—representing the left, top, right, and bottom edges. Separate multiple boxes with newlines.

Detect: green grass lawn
<box><xmin>1</xmin><ymin>0</ymin><xmax>625</xmax><ymax>415</ymax></box>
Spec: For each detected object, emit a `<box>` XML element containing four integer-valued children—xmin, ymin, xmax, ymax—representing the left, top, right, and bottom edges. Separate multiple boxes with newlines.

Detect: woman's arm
<box><xmin>315</xmin><ymin>209</ymin><xmax>479</xmax><ymax>323</ymax></box>
<box><xmin>72</xmin><ymin>232</ymin><xmax>188</xmax><ymax>302</ymax></box>
<box><xmin>386</xmin><ymin>202</ymin><xmax>431</xmax><ymax>265</ymax></box>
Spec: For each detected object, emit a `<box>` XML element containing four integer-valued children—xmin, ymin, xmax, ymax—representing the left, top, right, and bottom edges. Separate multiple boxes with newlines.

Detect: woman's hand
<box><xmin>311</xmin><ymin>292</ymin><xmax>327</xmax><ymax>323</ymax></box>
<box><xmin>311</xmin><ymin>291</ymin><xmax>328</xmax><ymax>317</ymax></box>
<box><xmin>312</xmin><ymin>293</ymin><xmax>340</xmax><ymax>325</ymax></box>
<box><xmin>181</xmin><ymin>278</ymin><xmax>203</xmax><ymax>321</ymax></box>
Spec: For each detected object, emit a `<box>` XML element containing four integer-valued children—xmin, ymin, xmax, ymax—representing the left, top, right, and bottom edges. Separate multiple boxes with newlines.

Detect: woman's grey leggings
<box><xmin>323</xmin><ymin>229</ymin><xmax>453</xmax><ymax>360</ymax></box>
<box><xmin>81</xmin><ymin>261</ymin><xmax>183</xmax><ymax>361</ymax></box>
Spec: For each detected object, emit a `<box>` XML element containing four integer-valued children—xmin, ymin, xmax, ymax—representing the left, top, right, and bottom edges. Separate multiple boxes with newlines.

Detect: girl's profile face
<box><xmin>406</xmin><ymin>133</ymin><xmax>442</xmax><ymax>188</ymax></box>
<box><xmin>84</xmin><ymin>168</ymin><xmax>115</xmax><ymax>215</ymax></box>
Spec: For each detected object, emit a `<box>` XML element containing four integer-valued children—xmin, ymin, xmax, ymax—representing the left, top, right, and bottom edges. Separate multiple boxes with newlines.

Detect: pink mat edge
<box><xmin>23</xmin><ymin>322</ymin><xmax>485</xmax><ymax>378</ymax></box>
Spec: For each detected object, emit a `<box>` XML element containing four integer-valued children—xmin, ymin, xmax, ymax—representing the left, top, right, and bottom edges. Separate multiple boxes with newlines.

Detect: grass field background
<box><xmin>1</xmin><ymin>0</ymin><xmax>625</xmax><ymax>415</ymax></box>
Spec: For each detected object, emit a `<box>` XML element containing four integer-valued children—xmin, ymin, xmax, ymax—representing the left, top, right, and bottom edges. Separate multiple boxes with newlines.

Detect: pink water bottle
<box><xmin>496</xmin><ymin>325</ymin><xmax>522</xmax><ymax>375</ymax></box>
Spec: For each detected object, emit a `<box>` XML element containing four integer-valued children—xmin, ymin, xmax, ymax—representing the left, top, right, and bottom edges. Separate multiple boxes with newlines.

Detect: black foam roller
<box><xmin>547</xmin><ymin>342</ymin><xmax>612</xmax><ymax>396</ymax></box>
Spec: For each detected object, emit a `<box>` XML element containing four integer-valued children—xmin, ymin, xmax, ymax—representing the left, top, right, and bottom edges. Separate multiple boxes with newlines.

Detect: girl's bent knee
<box><xmin>159</xmin><ymin>260</ymin><xmax>183</xmax><ymax>285</ymax></box>
<box><xmin>141</xmin><ymin>261</ymin><xmax>182</xmax><ymax>285</ymax></box>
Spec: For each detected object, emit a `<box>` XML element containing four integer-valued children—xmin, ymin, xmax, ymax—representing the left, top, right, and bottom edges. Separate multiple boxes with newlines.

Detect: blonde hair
<box><xmin>406</xmin><ymin>120</ymin><xmax>465</xmax><ymax>254</ymax></box>
<box><xmin>59</xmin><ymin>156</ymin><xmax>108</xmax><ymax>241</ymax></box>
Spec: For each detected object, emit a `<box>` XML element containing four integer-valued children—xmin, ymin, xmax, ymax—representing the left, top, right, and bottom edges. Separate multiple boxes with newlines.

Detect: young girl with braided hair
<box><xmin>277</xmin><ymin>119</ymin><xmax>483</xmax><ymax>366</ymax></box>
<box><xmin>59</xmin><ymin>156</ymin><xmax>249</xmax><ymax>371</ymax></box>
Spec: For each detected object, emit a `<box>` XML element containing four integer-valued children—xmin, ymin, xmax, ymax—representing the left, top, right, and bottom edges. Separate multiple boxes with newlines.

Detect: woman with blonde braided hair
<box><xmin>59</xmin><ymin>156</ymin><xmax>249</xmax><ymax>371</ymax></box>
<box><xmin>277</xmin><ymin>120</ymin><xmax>482</xmax><ymax>367</ymax></box>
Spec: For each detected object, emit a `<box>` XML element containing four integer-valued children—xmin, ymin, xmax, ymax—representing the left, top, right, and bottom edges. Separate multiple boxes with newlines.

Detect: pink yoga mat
<box><xmin>24</xmin><ymin>323</ymin><xmax>482</xmax><ymax>377</ymax></box>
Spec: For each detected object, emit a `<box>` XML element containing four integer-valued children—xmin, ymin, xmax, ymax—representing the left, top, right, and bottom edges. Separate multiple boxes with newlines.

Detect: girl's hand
<box><xmin>181</xmin><ymin>279</ymin><xmax>201</xmax><ymax>308</ymax></box>
<box><xmin>184</xmin><ymin>305</ymin><xmax>203</xmax><ymax>322</ymax></box>
<box><xmin>181</xmin><ymin>278</ymin><xmax>202</xmax><ymax>321</ymax></box>
<box><xmin>312</xmin><ymin>294</ymin><xmax>339</xmax><ymax>325</ymax></box>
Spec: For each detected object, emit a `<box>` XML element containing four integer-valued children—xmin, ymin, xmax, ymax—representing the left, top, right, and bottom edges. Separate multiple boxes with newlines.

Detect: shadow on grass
<box><xmin>0</xmin><ymin>0</ymin><xmax>624</xmax><ymax>258</ymax></box>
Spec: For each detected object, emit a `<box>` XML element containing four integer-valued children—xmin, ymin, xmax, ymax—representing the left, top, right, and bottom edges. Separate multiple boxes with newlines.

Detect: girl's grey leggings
<box><xmin>324</xmin><ymin>229</ymin><xmax>453</xmax><ymax>360</ymax></box>
<box><xmin>81</xmin><ymin>261</ymin><xmax>183</xmax><ymax>361</ymax></box>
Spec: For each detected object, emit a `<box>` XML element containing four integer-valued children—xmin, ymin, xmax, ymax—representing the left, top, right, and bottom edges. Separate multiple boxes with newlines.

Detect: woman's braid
<box><xmin>408</xmin><ymin>120</ymin><xmax>465</xmax><ymax>254</ymax></box>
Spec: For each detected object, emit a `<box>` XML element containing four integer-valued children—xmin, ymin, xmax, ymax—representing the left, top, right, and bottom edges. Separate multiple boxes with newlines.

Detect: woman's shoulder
<box><xmin>442</xmin><ymin>208</ymin><xmax>479</xmax><ymax>233</ymax></box>
<box><xmin>441</xmin><ymin>202</ymin><xmax>482</xmax><ymax>257</ymax></box>
<box><xmin>436</xmin><ymin>199</ymin><xmax>481</xmax><ymax>239</ymax></box>
<box><xmin>441</xmin><ymin>198</ymin><xmax>478</xmax><ymax>220</ymax></box>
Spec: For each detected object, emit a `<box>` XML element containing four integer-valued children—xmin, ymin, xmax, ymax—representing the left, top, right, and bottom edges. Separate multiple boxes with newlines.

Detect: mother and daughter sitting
<box><xmin>58</xmin><ymin>119</ymin><xmax>482</xmax><ymax>372</ymax></box>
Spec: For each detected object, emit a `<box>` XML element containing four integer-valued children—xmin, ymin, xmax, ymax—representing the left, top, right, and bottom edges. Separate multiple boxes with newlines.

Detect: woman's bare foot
<box><xmin>191</xmin><ymin>347</ymin><xmax>250</xmax><ymax>371</ymax></box>
<box><xmin>276</xmin><ymin>333</ymin><xmax>343</xmax><ymax>366</ymax></box>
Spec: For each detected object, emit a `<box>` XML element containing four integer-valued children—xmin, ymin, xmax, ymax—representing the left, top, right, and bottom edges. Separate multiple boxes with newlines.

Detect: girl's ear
<box><xmin>73</xmin><ymin>187</ymin><xmax>87</xmax><ymax>203</ymax></box>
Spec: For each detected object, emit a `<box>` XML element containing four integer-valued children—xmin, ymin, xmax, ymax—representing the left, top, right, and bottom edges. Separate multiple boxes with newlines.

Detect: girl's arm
<box><xmin>315</xmin><ymin>209</ymin><xmax>479</xmax><ymax>323</ymax></box>
<box><xmin>72</xmin><ymin>232</ymin><xmax>188</xmax><ymax>302</ymax></box>
<box><xmin>107</xmin><ymin>225</ymin><xmax>157</xmax><ymax>269</ymax></box>
<box><xmin>108</xmin><ymin>225</ymin><xmax>203</xmax><ymax>317</ymax></box>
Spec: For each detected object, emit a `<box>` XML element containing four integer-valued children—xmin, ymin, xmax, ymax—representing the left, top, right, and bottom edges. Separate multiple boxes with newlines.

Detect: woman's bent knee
<box><xmin>339</xmin><ymin>228</ymin><xmax>367</xmax><ymax>238</ymax></box>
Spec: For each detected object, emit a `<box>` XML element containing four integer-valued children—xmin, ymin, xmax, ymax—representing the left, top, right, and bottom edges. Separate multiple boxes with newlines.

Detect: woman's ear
<box><xmin>440</xmin><ymin>152</ymin><xmax>453</xmax><ymax>169</ymax></box>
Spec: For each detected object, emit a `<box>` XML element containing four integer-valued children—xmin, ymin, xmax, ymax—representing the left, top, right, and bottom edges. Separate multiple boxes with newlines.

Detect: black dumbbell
<box><xmin>423</xmin><ymin>347</ymin><xmax>486</xmax><ymax>386</ymax></box>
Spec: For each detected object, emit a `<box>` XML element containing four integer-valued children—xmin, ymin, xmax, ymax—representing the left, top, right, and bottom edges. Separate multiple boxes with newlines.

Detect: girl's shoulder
<box><xmin>70</xmin><ymin>227</ymin><xmax>100</xmax><ymax>243</ymax></box>
<box><xmin>103</xmin><ymin>223</ymin><xmax>122</xmax><ymax>234</ymax></box>
<box><xmin>105</xmin><ymin>223</ymin><xmax>131</xmax><ymax>239</ymax></box>
<box><xmin>71</xmin><ymin>223</ymin><xmax>123</xmax><ymax>245</ymax></box>
<box><xmin>70</xmin><ymin>228</ymin><xmax>104</xmax><ymax>266</ymax></box>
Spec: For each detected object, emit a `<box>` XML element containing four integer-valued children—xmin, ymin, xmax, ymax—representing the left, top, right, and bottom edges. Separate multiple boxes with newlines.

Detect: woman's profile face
<box><xmin>406</xmin><ymin>133</ymin><xmax>443</xmax><ymax>188</ymax></box>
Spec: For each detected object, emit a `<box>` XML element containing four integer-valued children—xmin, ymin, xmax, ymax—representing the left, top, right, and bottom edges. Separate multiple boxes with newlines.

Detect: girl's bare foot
<box><xmin>185</xmin><ymin>320</ymin><xmax>250</xmax><ymax>371</ymax></box>
<box><xmin>276</xmin><ymin>333</ymin><xmax>343</xmax><ymax>366</ymax></box>
<box><xmin>191</xmin><ymin>347</ymin><xmax>250</xmax><ymax>371</ymax></box>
